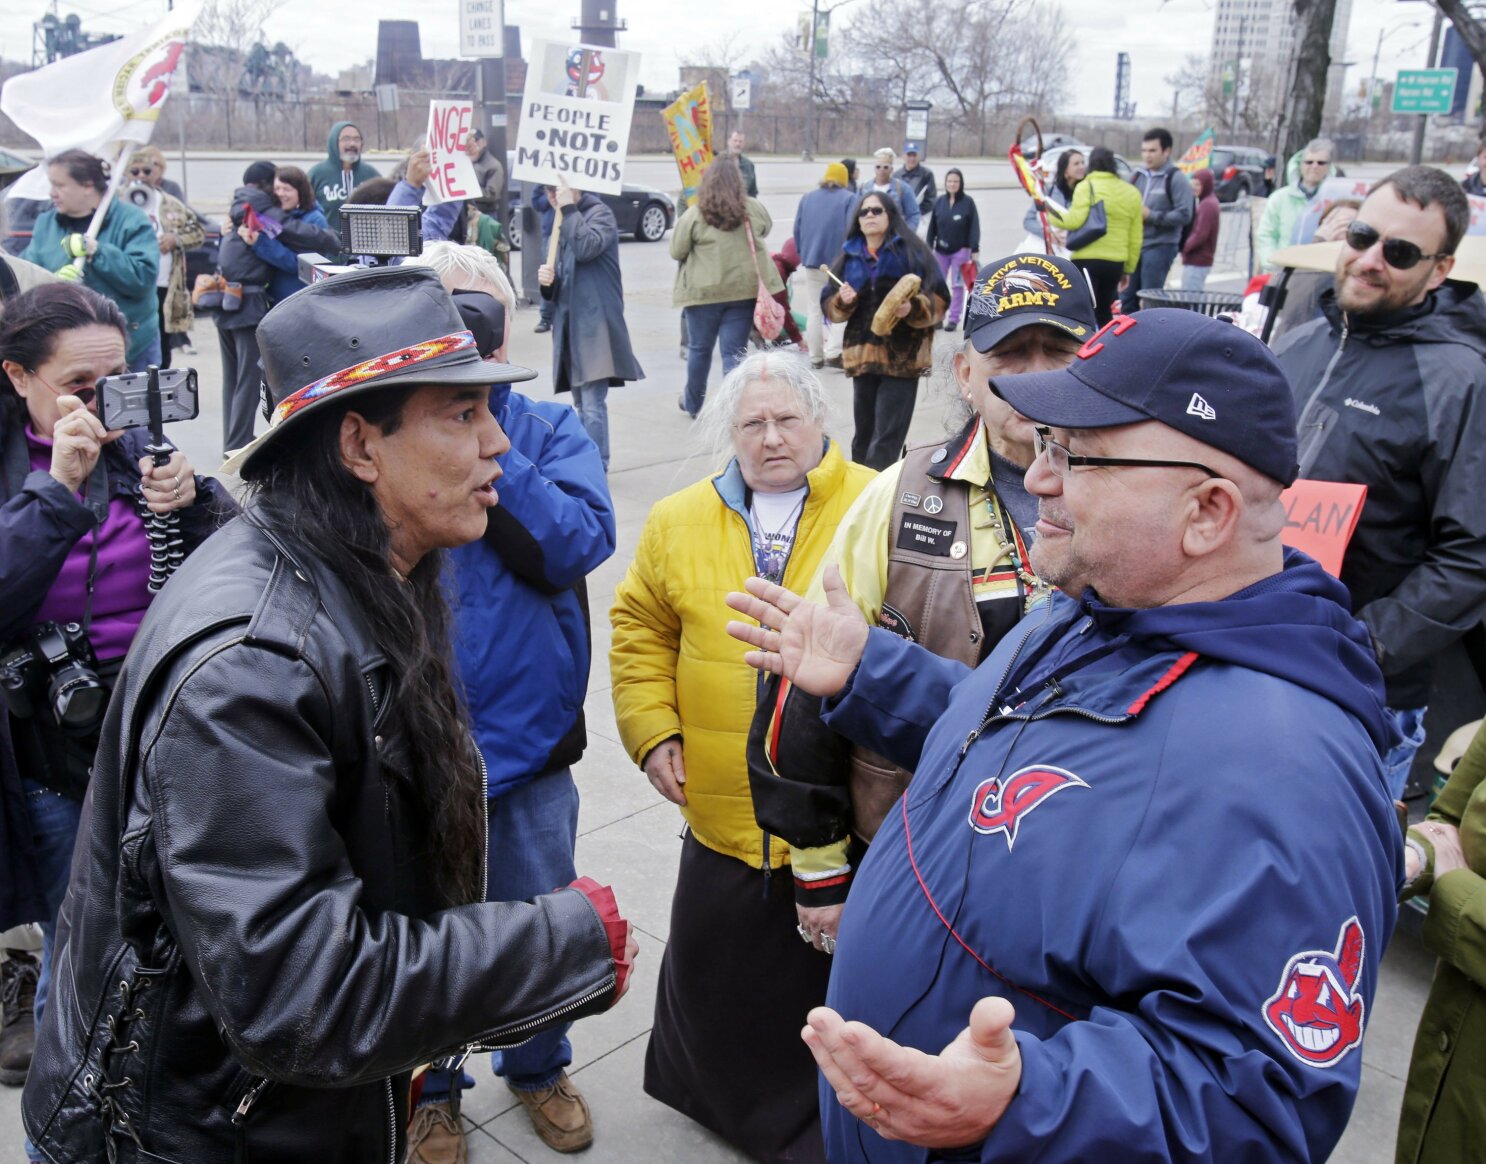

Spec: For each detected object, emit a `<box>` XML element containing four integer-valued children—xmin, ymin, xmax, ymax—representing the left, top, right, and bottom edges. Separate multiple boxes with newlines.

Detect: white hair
<box><xmin>874</xmin><ymin>147</ymin><xmax>896</xmax><ymax>166</ymax></box>
<box><xmin>402</xmin><ymin>241</ymin><xmax>515</xmax><ymax>313</ymax></box>
<box><xmin>696</xmin><ymin>348</ymin><xmax>833</xmax><ymax>465</ymax></box>
<box><xmin>1305</xmin><ymin>138</ymin><xmax>1334</xmax><ymax>158</ymax></box>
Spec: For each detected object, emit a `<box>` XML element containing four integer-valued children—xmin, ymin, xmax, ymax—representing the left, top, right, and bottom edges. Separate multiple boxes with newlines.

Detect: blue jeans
<box><xmin>571</xmin><ymin>381</ymin><xmax>609</xmax><ymax>471</ymax></box>
<box><xmin>1384</xmin><ymin>705</ymin><xmax>1429</xmax><ymax>800</ymax></box>
<box><xmin>682</xmin><ymin>301</ymin><xmax>753</xmax><ymax>417</ymax></box>
<box><xmin>421</xmin><ymin>768</ymin><xmax>581</xmax><ymax>1103</ymax></box>
<box><xmin>126</xmin><ymin>332</ymin><xmax>164</xmax><ymax>373</ymax></box>
<box><xmin>24</xmin><ymin>779</ymin><xmax>82</xmax><ymax>1164</ymax></box>
<box><xmin>1180</xmin><ymin>265</ymin><xmax>1211</xmax><ymax>291</ymax></box>
<box><xmin>1121</xmin><ymin>242</ymin><xmax>1180</xmax><ymax>312</ymax></box>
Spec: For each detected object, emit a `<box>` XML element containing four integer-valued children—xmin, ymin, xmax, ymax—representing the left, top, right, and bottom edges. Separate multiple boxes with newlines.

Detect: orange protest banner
<box><xmin>1280</xmin><ymin>479</ymin><xmax>1367</xmax><ymax>576</ymax></box>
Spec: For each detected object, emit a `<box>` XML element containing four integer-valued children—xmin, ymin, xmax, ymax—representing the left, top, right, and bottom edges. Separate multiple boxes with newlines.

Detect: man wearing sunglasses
<box><xmin>725</xmin><ymin>308</ymin><xmax>1400</xmax><ymax>1164</ymax></box>
<box><xmin>1274</xmin><ymin>165</ymin><xmax>1486</xmax><ymax>801</ymax></box>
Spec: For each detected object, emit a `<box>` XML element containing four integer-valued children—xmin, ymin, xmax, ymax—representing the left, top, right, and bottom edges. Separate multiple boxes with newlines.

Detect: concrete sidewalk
<box><xmin>0</xmin><ymin>175</ymin><xmax>1438</xmax><ymax>1161</ymax></box>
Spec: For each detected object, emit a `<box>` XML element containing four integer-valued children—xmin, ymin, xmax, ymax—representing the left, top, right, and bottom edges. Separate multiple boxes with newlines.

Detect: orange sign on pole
<box><xmin>1279</xmin><ymin>480</ymin><xmax>1368</xmax><ymax>576</ymax></box>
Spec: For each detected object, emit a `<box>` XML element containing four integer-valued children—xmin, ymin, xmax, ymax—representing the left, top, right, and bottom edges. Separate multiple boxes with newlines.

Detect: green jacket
<box><xmin>1397</xmin><ymin>722</ymin><xmax>1486</xmax><ymax>1163</ymax></box>
<box><xmin>1256</xmin><ymin>151</ymin><xmax>1341</xmax><ymax>270</ymax></box>
<box><xmin>669</xmin><ymin>197</ymin><xmax>783</xmax><ymax>307</ymax></box>
<box><xmin>307</xmin><ymin>120</ymin><xmax>381</xmax><ymax>233</ymax></box>
<box><xmin>22</xmin><ymin>201</ymin><xmax>159</xmax><ymax>363</ymax></box>
<box><xmin>1049</xmin><ymin>171</ymin><xmax>1144</xmax><ymax>273</ymax></box>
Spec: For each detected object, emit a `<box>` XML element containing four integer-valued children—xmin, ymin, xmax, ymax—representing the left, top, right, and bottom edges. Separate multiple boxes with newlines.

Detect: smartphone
<box><xmin>98</xmin><ymin>368</ymin><xmax>199</xmax><ymax>432</ymax></box>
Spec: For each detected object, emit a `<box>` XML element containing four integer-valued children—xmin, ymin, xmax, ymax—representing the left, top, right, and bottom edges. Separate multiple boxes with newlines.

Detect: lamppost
<box><xmin>1367</xmin><ymin>19</ymin><xmax>1422</xmax><ymax>124</ymax></box>
<box><xmin>802</xmin><ymin>0</ymin><xmax>860</xmax><ymax>161</ymax></box>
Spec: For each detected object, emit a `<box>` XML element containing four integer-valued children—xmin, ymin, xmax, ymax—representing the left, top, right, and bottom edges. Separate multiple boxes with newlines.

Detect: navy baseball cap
<box><xmin>964</xmin><ymin>254</ymin><xmax>1098</xmax><ymax>354</ymax></box>
<box><xmin>991</xmin><ymin>309</ymin><xmax>1299</xmax><ymax>485</ymax></box>
<box><xmin>903</xmin><ymin>141</ymin><xmax>921</xmax><ymax>154</ymax></box>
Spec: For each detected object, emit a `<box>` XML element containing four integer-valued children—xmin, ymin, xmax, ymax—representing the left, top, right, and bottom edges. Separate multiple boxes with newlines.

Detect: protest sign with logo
<box><xmin>1176</xmin><ymin>128</ymin><xmax>1215</xmax><ymax>174</ymax></box>
<box><xmin>662</xmin><ymin>82</ymin><xmax>714</xmax><ymax>207</ymax></box>
<box><xmin>423</xmin><ymin>98</ymin><xmax>483</xmax><ymax>204</ymax></box>
<box><xmin>2</xmin><ymin>0</ymin><xmax>203</xmax><ymax>202</ymax></box>
<box><xmin>1280</xmin><ymin>480</ymin><xmax>1367</xmax><ymax>577</ymax></box>
<box><xmin>512</xmin><ymin>40</ymin><xmax>640</xmax><ymax>196</ymax></box>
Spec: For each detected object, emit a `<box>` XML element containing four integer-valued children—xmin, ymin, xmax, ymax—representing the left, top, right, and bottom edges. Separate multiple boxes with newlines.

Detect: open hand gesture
<box><xmin>725</xmin><ymin>565</ymin><xmax>868</xmax><ymax>698</ymax></box>
<box><xmin>802</xmin><ymin>997</ymin><xmax>1022</xmax><ymax>1148</ymax></box>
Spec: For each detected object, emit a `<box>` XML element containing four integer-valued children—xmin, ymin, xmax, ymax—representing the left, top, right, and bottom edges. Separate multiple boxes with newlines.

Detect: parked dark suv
<box><xmin>1211</xmin><ymin>146</ymin><xmax>1268</xmax><ymax>203</ymax></box>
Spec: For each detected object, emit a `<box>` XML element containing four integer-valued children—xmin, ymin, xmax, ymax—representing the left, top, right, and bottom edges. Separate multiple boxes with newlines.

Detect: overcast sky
<box><xmin>0</xmin><ymin>0</ymin><xmax>1448</xmax><ymax>122</ymax></box>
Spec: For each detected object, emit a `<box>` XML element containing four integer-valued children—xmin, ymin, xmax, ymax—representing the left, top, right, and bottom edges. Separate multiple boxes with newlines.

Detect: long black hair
<box><xmin>239</xmin><ymin>388</ymin><xmax>486</xmax><ymax>906</ymax></box>
<box><xmin>844</xmin><ymin>189</ymin><xmax>942</xmax><ymax>278</ymax></box>
<box><xmin>1054</xmin><ymin>150</ymin><xmax>1084</xmax><ymax>204</ymax></box>
<box><xmin>942</xmin><ymin>167</ymin><xmax>965</xmax><ymax>204</ymax></box>
<box><xmin>0</xmin><ymin>283</ymin><xmax>127</xmax><ymax>429</ymax></box>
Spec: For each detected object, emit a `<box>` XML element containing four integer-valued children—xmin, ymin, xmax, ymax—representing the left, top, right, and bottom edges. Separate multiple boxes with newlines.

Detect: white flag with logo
<box><xmin>1</xmin><ymin>0</ymin><xmax>203</xmax><ymax>198</ymax></box>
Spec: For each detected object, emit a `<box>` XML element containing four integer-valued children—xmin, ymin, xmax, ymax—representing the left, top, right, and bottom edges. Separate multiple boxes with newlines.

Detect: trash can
<box><xmin>1135</xmin><ymin>289</ymin><xmax>1244</xmax><ymax>317</ymax></box>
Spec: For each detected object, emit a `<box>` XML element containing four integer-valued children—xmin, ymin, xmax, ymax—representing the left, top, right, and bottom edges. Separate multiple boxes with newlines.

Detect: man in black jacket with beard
<box><xmin>1273</xmin><ymin>165</ymin><xmax>1486</xmax><ymax>799</ymax></box>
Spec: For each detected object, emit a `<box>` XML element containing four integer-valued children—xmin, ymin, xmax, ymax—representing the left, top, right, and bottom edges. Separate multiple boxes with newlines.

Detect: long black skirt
<box><xmin>645</xmin><ymin>831</ymin><xmax>831</xmax><ymax>1164</ymax></box>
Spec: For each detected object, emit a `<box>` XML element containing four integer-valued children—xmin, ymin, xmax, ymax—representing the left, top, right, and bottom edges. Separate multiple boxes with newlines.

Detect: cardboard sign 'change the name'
<box><xmin>1280</xmin><ymin>479</ymin><xmax>1367</xmax><ymax>577</ymax></box>
<box><xmin>424</xmin><ymin>99</ymin><xmax>482</xmax><ymax>205</ymax></box>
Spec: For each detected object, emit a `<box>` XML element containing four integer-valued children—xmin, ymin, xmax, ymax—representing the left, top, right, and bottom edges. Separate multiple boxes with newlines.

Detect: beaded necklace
<box><xmin>978</xmin><ymin>489</ymin><xmax>1048</xmax><ymax>611</ymax></box>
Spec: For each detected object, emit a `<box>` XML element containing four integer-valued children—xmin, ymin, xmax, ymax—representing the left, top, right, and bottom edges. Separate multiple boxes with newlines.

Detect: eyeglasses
<box><xmin>1033</xmin><ymin>428</ymin><xmax>1219</xmax><ymax>479</ymax></box>
<box><xmin>736</xmin><ymin>415</ymin><xmax>806</xmax><ymax>439</ymax></box>
<box><xmin>1344</xmin><ymin>220</ymin><xmax>1449</xmax><ymax>270</ymax></box>
<box><xmin>128</xmin><ymin>167</ymin><xmax>154</xmax><ymax>177</ymax></box>
<box><xmin>1301</xmin><ymin>159</ymin><xmax>1330</xmax><ymax>167</ymax></box>
<box><xmin>28</xmin><ymin>368</ymin><xmax>98</xmax><ymax>406</ymax></box>
<box><xmin>858</xmin><ymin>206</ymin><xmax>885</xmax><ymax>218</ymax></box>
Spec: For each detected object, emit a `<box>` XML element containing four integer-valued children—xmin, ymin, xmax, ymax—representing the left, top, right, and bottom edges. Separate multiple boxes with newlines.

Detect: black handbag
<box><xmin>1066</xmin><ymin>199</ymin><xmax>1108</xmax><ymax>251</ymax></box>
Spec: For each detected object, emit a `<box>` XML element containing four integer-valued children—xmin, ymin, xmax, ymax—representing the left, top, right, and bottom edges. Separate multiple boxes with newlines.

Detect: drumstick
<box><xmin>820</xmin><ymin>264</ymin><xmax>847</xmax><ymax>288</ymax></box>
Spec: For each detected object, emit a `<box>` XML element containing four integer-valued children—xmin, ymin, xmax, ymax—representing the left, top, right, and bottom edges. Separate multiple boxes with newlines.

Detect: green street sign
<box><xmin>1392</xmin><ymin>68</ymin><xmax>1458</xmax><ymax>114</ymax></box>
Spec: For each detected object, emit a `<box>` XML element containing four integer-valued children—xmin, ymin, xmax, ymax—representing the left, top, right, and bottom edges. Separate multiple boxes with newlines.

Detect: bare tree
<box><xmin>836</xmin><ymin>0</ymin><xmax>1074</xmax><ymax>132</ymax></box>
<box><xmin>191</xmin><ymin>0</ymin><xmax>287</xmax><ymax>94</ymax></box>
<box><xmin>1283</xmin><ymin>0</ymin><xmax>1338</xmax><ymax>158</ymax></box>
<box><xmin>1165</xmin><ymin>53</ymin><xmax>1211</xmax><ymax>122</ymax></box>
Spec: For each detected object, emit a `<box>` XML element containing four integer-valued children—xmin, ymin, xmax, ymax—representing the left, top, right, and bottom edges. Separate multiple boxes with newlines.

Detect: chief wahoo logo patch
<box><xmin>967</xmin><ymin>765</ymin><xmax>1088</xmax><ymax>850</ymax></box>
<box><xmin>1263</xmin><ymin>917</ymin><xmax>1367</xmax><ymax>1068</ymax></box>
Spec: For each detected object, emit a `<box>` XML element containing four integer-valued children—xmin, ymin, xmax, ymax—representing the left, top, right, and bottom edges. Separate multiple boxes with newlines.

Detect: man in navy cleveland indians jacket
<box><xmin>726</xmin><ymin>309</ymin><xmax>1402</xmax><ymax>1163</ymax></box>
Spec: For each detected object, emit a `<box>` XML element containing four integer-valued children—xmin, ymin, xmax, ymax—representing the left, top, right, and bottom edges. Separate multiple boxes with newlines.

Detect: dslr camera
<box><xmin>0</xmin><ymin>621</ymin><xmax>108</xmax><ymax>733</ymax></box>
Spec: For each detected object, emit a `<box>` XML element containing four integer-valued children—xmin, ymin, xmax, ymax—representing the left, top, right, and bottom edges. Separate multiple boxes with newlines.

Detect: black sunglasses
<box><xmin>858</xmin><ymin>206</ymin><xmax>886</xmax><ymax>218</ymax></box>
<box><xmin>128</xmin><ymin>167</ymin><xmax>153</xmax><ymax>176</ymax></box>
<box><xmin>1344</xmin><ymin>221</ymin><xmax>1449</xmax><ymax>271</ymax></box>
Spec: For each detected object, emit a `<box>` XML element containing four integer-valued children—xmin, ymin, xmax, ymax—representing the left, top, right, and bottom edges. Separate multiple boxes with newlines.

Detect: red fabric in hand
<box><xmin>569</xmin><ymin>876</ymin><xmax>632</xmax><ymax>1000</ymax></box>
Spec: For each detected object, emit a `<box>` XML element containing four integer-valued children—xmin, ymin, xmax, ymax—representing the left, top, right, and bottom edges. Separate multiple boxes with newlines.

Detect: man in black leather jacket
<box><xmin>22</xmin><ymin>266</ymin><xmax>636</xmax><ymax>1163</ymax></box>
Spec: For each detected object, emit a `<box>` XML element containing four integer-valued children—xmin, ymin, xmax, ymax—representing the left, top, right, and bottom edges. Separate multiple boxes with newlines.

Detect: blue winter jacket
<box><xmin>388</xmin><ymin>179</ymin><xmax>462</xmax><ymax>247</ymax></box>
<box><xmin>251</xmin><ymin>205</ymin><xmax>338</xmax><ymax>304</ymax></box>
<box><xmin>818</xmin><ymin>551</ymin><xmax>1401</xmax><ymax>1163</ymax></box>
<box><xmin>793</xmin><ymin>184</ymin><xmax>858</xmax><ymax>268</ymax></box>
<box><xmin>448</xmin><ymin>381</ymin><xmax>615</xmax><ymax>796</ymax></box>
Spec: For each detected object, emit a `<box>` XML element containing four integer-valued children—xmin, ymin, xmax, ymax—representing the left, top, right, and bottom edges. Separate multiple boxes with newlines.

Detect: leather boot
<box><xmin>508</xmin><ymin>1072</ymin><xmax>593</xmax><ymax>1153</ymax></box>
<box><xmin>404</xmin><ymin>1097</ymin><xmax>467</xmax><ymax>1164</ymax></box>
<box><xmin>0</xmin><ymin>950</ymin><xmax>38</xmax><ymax>1087</ymax></box>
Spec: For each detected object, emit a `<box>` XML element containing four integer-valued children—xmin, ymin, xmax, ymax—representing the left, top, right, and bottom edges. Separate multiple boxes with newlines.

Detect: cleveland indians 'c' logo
<box><xmin>1262</xmin><ymin>917</ymin><xmax>1367</xmax><ymax>1068</ymax></box>
<box><xmin>967</xmin><ymin>765</ymin><xmax>1088</xmax><ymax>850</ymax></box>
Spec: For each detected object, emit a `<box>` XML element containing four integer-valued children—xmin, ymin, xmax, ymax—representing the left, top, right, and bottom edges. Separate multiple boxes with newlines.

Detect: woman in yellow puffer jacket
<box><xmin>610</xmin><ymin>349</ymin><xmax>874</xmax><ymax>1164</ymax></box>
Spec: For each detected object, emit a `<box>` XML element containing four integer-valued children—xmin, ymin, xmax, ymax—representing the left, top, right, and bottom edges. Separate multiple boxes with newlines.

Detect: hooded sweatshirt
<box><xmin>1181</xmin><ymin>167</ymin><xmax>1220</xmax><ymax>268</ymax></box>
<box><xmin>307</xmin><ymin>120</ymin><xmax>381</xmax><ymax>233</ymax></box>
<box><xmin>815</xmin><ymin>550</ymin><xmax>1401</xmax><ymax>1163</ymax></box>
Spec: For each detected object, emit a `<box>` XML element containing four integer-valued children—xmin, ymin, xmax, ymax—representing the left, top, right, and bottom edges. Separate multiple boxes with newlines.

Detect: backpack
<box><xmin>1140</xmin><ymin>169</ymin><xmax>1196</xmax><ymax>251</ymax></box>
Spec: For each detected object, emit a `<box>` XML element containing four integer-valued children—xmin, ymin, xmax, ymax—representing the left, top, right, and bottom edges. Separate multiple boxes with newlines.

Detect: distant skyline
<box><xmin>0</xmin><ymin>0</ymin><xmax>1450</xmax><ymax>123</ymax></box>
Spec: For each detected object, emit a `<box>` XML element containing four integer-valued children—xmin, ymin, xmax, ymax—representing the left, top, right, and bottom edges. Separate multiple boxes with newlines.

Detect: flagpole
<box><xmin>73</xmin><ymin>140</ymin><xmax>136</xmax><ymax>273</ymax></box>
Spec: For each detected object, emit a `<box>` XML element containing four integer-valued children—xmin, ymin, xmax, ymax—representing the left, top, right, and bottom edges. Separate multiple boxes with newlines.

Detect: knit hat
<box><xmin>823</xmin><ymin>162</ymin><xmax>849</xmax><ymax>187</ymax></box>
